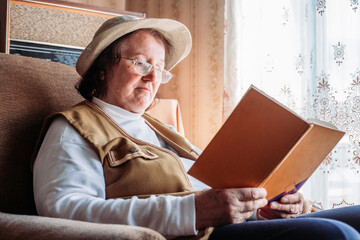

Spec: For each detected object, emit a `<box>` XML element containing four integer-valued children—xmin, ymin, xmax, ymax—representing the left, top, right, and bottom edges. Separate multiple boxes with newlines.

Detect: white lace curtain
<box><xmin>224</xmin><ymin>0</ymin><xmax>360</xmax><ymax>209</ymax></box>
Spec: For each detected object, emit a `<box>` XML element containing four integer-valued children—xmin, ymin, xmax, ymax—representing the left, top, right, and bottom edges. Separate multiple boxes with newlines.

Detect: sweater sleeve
<box><xmin>33</xmin><ymin>117</ymin><xmax>197</xmax><ymax>238</ymax></box>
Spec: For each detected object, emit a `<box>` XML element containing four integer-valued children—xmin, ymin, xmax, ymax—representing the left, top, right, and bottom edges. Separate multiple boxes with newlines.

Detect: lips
<box><xmin>136</xmin><ymin>86</ymin><xmax>151</xmax><ymax>92</ymax></box>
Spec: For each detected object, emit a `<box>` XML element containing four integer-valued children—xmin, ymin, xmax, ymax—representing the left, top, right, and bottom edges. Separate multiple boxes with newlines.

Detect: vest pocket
<box><xmin>107</xmin><ymin>149</ymin><xmax>159</xmax><ymax>167</ymax></box>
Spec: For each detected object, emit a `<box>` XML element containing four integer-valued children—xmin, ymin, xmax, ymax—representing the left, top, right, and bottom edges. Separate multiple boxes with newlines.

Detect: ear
<box><xmin>100</xmin><ymin>71</ymin><xmax>105</xmax><ymax>81</ymax></box>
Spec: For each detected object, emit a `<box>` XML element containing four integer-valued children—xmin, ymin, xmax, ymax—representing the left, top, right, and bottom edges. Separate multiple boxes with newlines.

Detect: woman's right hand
<box><xmin>194</xmin><ymin>188</ymin><xmax>268</xmax><ymax>229</ymax></box>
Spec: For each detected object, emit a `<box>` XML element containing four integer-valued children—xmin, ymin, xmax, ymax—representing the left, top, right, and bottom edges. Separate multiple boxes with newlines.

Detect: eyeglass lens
<box><xmin>134</xmin><ymin>60</ymin><xmax>172</xmax><ymax>83</ymax></box>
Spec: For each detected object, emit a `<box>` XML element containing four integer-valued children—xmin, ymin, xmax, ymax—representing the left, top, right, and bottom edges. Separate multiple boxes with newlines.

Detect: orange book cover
<box><xmin>188</xmin><ymin>85</ymin><xmax>345</xmax><ymax>202</ymax></box>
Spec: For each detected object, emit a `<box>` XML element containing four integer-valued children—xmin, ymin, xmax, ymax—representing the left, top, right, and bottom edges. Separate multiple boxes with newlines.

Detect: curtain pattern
<box><xmin>127</xmin><ymin>0</ymin><xmax>225</xmax><ymax>150</ymax></box>
<box><xmin>225</xmin><ymin>0</ymin><xmax>360</xmax><ymax>209</ymax></box>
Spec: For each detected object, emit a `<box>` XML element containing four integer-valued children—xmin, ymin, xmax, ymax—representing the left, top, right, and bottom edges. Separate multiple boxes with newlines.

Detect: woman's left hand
<box><xmin>257</xmin><ymin>192</ymin><xmax>304</xmax><ymax>220</ymax></box>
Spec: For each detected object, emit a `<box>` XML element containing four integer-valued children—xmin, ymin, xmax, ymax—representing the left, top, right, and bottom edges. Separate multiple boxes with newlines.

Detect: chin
<box><xmin>130</xmin><ymin>103</ymin><xmax>151</xmax><ymax>113</ymax></box>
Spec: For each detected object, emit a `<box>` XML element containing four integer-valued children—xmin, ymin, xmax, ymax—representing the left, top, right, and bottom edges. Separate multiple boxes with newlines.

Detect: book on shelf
<box><xmin>188</xmin><ymin>85</ymin><xmax>345</xmax><ymax>202</ymax></box>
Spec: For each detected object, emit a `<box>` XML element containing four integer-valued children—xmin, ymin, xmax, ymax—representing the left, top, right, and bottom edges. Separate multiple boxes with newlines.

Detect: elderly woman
<box><xmin>33</xmin><ymin>16</ymin><xmax>360</xmax><ymax>239</ymax></box>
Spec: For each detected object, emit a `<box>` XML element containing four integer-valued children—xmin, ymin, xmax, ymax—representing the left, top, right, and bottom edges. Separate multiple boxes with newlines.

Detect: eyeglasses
<box><xmin>121</xmin><ymin>57</ymin><xmax>173</xmax><ymax>84</ymax></box>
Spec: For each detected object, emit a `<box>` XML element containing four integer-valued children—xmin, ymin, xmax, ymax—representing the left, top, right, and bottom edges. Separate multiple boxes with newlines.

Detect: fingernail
<box><xmin>282</xmin><ymin>197</ymin><xmax>289</xmax><ymax>203</ymax></box>
<box><xmin>260</xmin><ymin>188</ymin><xmax>267</xmax><ymax>195</ymax></box>
<box><xmin>271</xmin><ymin>202</ymin><xmax>278</xmax><ymax>207</ymax></box>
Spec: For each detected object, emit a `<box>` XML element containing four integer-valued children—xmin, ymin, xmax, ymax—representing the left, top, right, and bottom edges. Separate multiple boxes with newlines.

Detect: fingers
<box><xmin>235</xmin><ymin>187</ymin><xmax>268</xmax><ymax>201</ymax></box>
<box><xmin>195</xmin><ymin>188</ymin><xmax>268</xmax><ymax>229</ymax></box>
<box><xmin>232</xmin><ymin>188</ymin><xmax>268</xmax><ymax>212</ymax></box>
<box><xmin>236</xmin><ymin>197</ymin><xmax>268</xmax><ymax>214</ymax></box>
<box><xmin>280</xmin><ymin>192</ymin><xmax>303</xmax><ymax>204</ymax></box>
<box><xmin>213</xmin><ymin>188</ymin><xmax>267</xmax><ymax>212</ymax></box>
<box><xmin>269</xmin><ymin>192</ymin><xmax>303</xmax><ymax>215</ymax></box>
<box><xmin>258</xmin><ymin>193</ymin><xmax>304</xmax><ymax>220</ymax></box>
<box><xmin>258</xmin><ymin>207</ymin><xmax>299</xmax><ymax>219</ymax></box>
<box><xmin>269</xmin><ymin>201</ymin><xmax>303</xmax><ymax>214</ymax></box>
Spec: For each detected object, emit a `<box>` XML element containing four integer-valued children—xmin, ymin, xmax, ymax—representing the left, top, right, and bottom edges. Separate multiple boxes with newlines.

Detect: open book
<box><xmin>188</xmin><ymin>85</ymin><xmax>345</xmax><ymax>203</ymax></box>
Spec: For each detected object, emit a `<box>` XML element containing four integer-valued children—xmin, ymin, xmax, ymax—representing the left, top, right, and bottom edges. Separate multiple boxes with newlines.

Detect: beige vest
<box><xmin>34</xmin><ymin>101</ymin><xmax>200</xmax><ymax>199</ymax></box>
<box><xmin>32</xmin><ymin>100</ymin><xmax>214</xmax><ymax>239</ymax></box>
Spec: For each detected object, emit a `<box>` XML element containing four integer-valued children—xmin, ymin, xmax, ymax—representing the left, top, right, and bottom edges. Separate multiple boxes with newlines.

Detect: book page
<box><xmin>307</xmin><ymin>118</ymin><xmax>339</xmax><ymax>130</ymax></box>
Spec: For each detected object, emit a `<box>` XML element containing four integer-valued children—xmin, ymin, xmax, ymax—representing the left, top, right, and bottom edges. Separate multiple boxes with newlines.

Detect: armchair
<box><xmin>0</xmin><ymin>52</ymin><xmax>165</xmax><ymax>240</ymax></box>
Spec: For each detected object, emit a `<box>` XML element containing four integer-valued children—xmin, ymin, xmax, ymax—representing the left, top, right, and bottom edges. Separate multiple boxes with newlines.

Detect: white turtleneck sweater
<box><xmin>33</xmin><ymin>98</ymin><xmax>208</xmax><ymax>238</ymax></box>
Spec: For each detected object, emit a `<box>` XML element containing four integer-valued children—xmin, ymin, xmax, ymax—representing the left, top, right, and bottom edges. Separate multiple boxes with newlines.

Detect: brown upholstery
<box><xmin>0</xmin><ymin>212</ymin><xmax>164</xmax><ymax>240</ymax></box>
<box><xmin>0</xmin><ymin>53</ymin><xmax>165</xmax><ymax>239</ymax></box>
<box><xmin>0</xmin><ymin>53</ymin><xmax>82</xmax><ymax>215</ymax></box>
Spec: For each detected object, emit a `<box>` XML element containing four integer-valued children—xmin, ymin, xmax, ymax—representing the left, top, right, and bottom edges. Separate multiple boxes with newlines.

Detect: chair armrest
<box><xmin>0</xmin><ymin>212</ymin><xmax>165</xmax><ymax>240</ymax></box>
<box><xmin>146</xmin><ymin>99</ymin><xmax>185</xmax><ymax>136</ymax></box>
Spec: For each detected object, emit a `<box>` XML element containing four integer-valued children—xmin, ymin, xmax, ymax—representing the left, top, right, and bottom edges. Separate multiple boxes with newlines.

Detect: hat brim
<box><xmin>76</xmin><ymin>18</ymin><xmax>192</xmax><ymax>77</ymax></box>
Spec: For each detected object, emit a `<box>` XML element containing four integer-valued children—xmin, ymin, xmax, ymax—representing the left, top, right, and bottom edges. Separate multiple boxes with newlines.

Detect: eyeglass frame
<box><xmin>120</xmin><ymin>57</ymin><xmax>173</xmax><ymax>84</ymax></box>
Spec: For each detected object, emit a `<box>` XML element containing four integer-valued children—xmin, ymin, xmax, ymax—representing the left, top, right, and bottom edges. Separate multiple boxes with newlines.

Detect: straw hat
<box><xmin>76</xmin><ymin>15</ymin><xmax>192</xmax><ymax>77</ymax></box>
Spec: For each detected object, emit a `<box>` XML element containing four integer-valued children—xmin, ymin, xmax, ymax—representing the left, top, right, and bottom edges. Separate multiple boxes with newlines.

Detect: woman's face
<box><xmin>100</xmin><ymin>31</ymin><xmax>165</xmax><ymax>113</ymax></box>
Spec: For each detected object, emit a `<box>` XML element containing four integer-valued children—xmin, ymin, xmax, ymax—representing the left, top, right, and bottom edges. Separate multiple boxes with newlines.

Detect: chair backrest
<box><xmin>0</xmin><ymin>53</ymin><xmax>83</xmax><ymax>214</ymax></box>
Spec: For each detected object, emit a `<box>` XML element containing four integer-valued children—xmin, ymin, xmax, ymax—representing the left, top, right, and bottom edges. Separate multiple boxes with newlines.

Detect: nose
<box><xmin>142</xmin><ymin>68</ymin><xmax>158</xmax><ymax>82</ymax></box>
